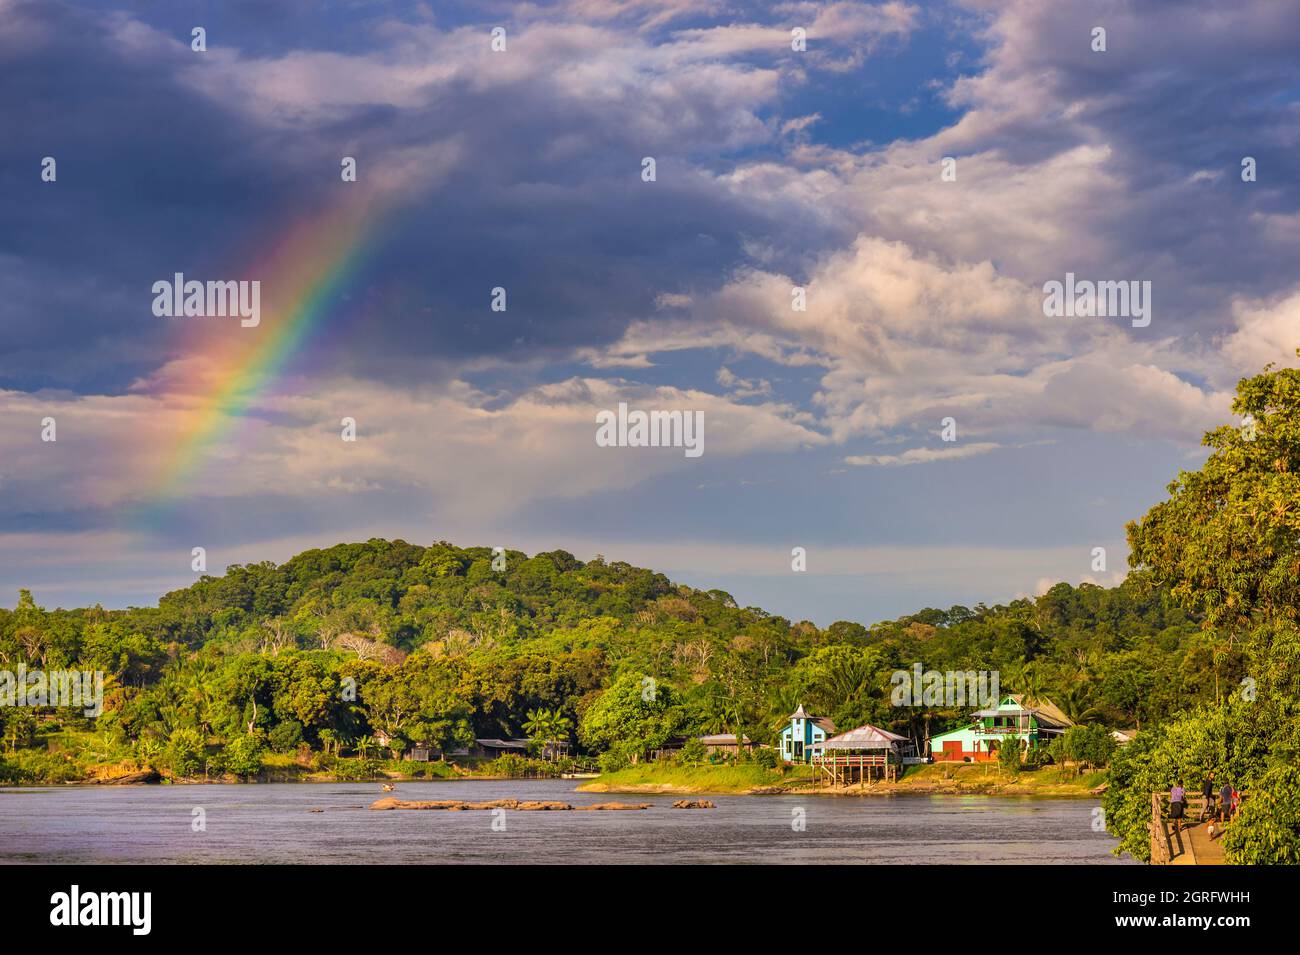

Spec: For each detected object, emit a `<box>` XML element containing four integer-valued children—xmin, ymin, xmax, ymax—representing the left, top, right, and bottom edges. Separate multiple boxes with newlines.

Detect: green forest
<box><xmin>3</xmin><ymin>362</ymin><xmax>1299</xmax><ymax>864</ymax></box>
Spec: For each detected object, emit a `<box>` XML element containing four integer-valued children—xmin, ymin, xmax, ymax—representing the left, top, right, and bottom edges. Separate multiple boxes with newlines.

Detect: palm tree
<box><xmin>1060</xmin><ymin>683</ymin><xmax>1104</xmax><ymax>724</ymax></box>
<box><xmin>523</xmin><ymin>708</ymin><xmax>571</xmax><ymax>761</ymax></box>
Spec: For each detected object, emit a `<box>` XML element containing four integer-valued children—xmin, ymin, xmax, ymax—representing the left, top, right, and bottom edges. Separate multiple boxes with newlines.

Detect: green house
<box><xmin>928</xmin><ymin>694</ymin><xmax>1072</xmax><ymax>762</ymax></box>
<box><xmin>778</xmin><ymin>704</ymin><xmax>836</xmax><ymax>763</ymax></box>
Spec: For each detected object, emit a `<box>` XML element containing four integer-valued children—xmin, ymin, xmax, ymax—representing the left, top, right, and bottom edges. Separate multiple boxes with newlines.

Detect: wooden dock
<box><xmin>1150</xmin><ymin>793</ymin><xmax>1227</xmax><ymax>865</ymax></box>
<box><xmin>811</xmin><ymin>753</ymin><xmax>901</xmax><ymax>786</ymax></box>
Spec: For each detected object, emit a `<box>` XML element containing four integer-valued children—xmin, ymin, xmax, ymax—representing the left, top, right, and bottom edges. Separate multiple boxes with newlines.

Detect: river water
<box><xmin>0</xmin><ymin>780</ymin><xmax>1134</xmax><ymax>864</ymax></box>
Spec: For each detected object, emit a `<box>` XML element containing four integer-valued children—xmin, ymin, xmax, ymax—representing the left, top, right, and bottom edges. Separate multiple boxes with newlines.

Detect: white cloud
<box><xmin>845</xmin><ymin>442</ymin><xmax>1000</xmax><ymax>467</ymax></box>
<box><xmin>1222</xmin><ymin>290</ymin><xmax>1300</xmax><ymax>376</ymax></box>
<box><xmin>0</xmin><ymin>374</ymin><xmax>827</xmax><ymax>520</ymax></box>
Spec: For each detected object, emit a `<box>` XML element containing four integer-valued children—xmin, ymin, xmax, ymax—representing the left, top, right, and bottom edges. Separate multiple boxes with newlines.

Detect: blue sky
<box><xmin>3</xmin><ymin>0</ymin><xmax>1300</xmax><ymax>625</ymax></box>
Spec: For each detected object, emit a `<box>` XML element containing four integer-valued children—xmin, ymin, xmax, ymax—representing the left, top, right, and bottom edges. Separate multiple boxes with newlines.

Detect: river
<box><xmin>0</xmin><ymin>779</ymin><xmax>1134</xmax><ymax>864</ymax></box>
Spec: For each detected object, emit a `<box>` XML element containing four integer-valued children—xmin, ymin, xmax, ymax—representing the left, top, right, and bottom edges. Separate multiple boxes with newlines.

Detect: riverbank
<box><xmin>0</xmin><ymin>731</ymin><xmax>585</xmax><ymax>786</ymax></box>
<box><xmin>578</xmin><ymin>762</ymin><xmax>1107</xmax><ymax>797</ymax></box>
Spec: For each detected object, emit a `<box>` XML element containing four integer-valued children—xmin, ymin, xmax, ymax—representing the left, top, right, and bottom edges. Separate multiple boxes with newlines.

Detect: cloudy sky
<box><xmin>2</xmin><ymin>0</ymin><xmax>1299</xmax><ymax>625</ymax></box>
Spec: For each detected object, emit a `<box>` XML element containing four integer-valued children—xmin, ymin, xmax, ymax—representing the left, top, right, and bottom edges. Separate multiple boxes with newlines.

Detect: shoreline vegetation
<box><xmin>578</xmin><ymin>761</ymin><xmax>1107</xmax><ymax>797</ymax></box>
<box><xmin>3</xmin><ymin>742</ymin><xmax>1108</xmax><ymax>799</ymax></box>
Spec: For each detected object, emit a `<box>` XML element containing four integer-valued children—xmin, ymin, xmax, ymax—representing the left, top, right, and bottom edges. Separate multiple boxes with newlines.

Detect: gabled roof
<box><xmin>813</xmin><ymin>724</ymin><xmax>909</xmax><ymax>751</ymax></box>
<box><xmin>782</xmin><ymin>704</ymin><xmax>836</xmax><ymax>735</ymax></box>
<box><xmin>929</xmin><ymin>723</ymin><xmax>975</xmax><ymax>741</ymax></box>
<box><xmin>475</xmin><ymin>738</ymin><xmax>530</xmax><ymax>750</ymax></box>
<box><xmin>1015</xmin><ymin>694</ymin><xmax>1074</xmax><ymax>728</ymax></box>
<box><xmin>777</xmin><ymin>717</ymin><xmax>836</xmax><ymax>735</ymax></box>
<box><xmin>970</xmin><ymin>694</ymin><xmax>1074</xmax><ymax>728</ymax></box>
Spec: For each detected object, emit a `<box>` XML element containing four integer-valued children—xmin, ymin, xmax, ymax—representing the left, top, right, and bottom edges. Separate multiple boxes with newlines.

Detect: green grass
<box><xmin>580</xmin><ymin>760</ymin><xmax>1108</xmax><ymax>797</ymax></box>
<box><xmin>890</xmin><ymin>761</ymin><xmax>1106</xmax><ymax>794</ymax></box>
<box><xmin>580</xmin><ymin>761</ymin><xmax>812</xmax><ymax>794</ymax></box>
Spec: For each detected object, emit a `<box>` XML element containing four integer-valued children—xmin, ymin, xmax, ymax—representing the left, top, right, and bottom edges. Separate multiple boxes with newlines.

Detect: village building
<box><xmin>928</xmin><ymin>694</ymin><xmax>1073</xmax><ymax>761</ymax></box>
<box><xmin>778</xmin><ymin>704</ymin><xmax>836</xmax><ymax>763</ymax></box>
<box><xmin>698</xmin><ymin>733</ymin><xmax>756</xmax><ymax>755</ymax></box>
<box><xmin>467</xmin><ymin>738</ymin><xmax>531</xmax><ymax>758</ymax></box>
<box><xmin>811</xmin><ymin>723</ymin><xmax>916</xmax><ymax>785</ymax></box>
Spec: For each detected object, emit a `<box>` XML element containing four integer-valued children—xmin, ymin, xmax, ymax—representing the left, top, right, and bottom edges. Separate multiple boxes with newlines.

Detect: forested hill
<box><xmin>3</xmin><ymin>537</ymin><xmax>1229</xmax><ymax>757</ymax></box>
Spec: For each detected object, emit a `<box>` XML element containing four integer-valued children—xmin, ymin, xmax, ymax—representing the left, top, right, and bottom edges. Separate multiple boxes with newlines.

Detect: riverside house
<box><xmin>698</xmin><ymin>733</ymin><xmax>757</xmax><ymax>755</ymax></box>
<box><xmin>928</xmin><ymin>694</ymin><xmax>1073</xmax><ymax>762</ymax></box>
<box><xmin>810</xmin><ymin>723</ymin><xmax>916</xmax><ymax>785</ymax></box>
<box><xmin>778</xmin><ymin>704</ymin><xmax>836</xmax><ymax>763</ymax></box>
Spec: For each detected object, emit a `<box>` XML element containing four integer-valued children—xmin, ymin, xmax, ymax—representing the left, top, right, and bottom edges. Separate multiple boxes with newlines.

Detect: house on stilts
<box><xmin>809</xmin><ymin>723</ymin><xmax>917</xmax><ymax>786</ymax></box>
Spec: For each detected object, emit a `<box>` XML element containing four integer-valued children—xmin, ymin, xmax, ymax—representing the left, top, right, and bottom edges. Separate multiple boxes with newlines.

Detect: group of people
<box><xmin>1167</xmin><ymin>772</ymin><xmax>1241</xmax><ymax>840</ymax></box>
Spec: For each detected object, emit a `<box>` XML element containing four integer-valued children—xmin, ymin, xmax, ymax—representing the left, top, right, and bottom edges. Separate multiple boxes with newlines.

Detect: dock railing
<box><xmin>1150</xmin><ymin>792</ymin><xmax>1210</xmax><ymax>864</ymax></box>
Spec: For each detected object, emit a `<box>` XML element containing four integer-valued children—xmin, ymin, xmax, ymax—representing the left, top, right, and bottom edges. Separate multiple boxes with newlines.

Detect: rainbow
<box><xmin>136</xmin><ymin>189</ymin><xmax>388</xmax><ymax>520</ymax></box>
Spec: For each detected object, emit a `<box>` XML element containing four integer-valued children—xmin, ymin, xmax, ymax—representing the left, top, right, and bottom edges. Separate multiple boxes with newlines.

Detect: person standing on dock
<box><xmin>1199</xmin><ymin>772</ymin><xmax>1216</xmax><ymax>821</ymax></box>
<box><xmin>1169</xmin><ymin>780</ymin><xmax>1186</xmax><ymax>836</ymax></box>
<box><xmin>1219</xmin><ymin>779</ymin><xmax>1234</xmax><ymax>824</ymax></box>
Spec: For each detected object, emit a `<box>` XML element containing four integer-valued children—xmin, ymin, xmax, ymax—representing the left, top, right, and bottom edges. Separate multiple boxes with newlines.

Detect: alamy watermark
<box><xmin>49</xmin><ymin>885</ymin><xmax>151</xmax><ymax>935</ymax></box>
<box><xmin>595</xmin><ymin>402</ymin><xmax>703</xmax><ymax>458</ymax></box>
<box><xmin>1042</xmin><ymin>272</ymin><xmax>1151</xmax><ymax>328</ymax></box>
<box><xmin>890</xmin><ymin>664</ymin><xmax>999</xmax><ymax>707</ymax></box>
<box><xmin>0</xmin><ymin>665</ymin><xmax>104</xmax><ymax>717</ymax></box>
<box><xmin>152</xmin><ymin>273</ymin><xmax>260</xmax><ymax>327</ymax></box>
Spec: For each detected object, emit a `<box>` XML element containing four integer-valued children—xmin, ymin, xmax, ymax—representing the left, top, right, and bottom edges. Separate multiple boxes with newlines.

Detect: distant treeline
<box><xmin>0</xmin><ymin>537</ymin><xmax>1228</xmax><ymax>775</ymax></box>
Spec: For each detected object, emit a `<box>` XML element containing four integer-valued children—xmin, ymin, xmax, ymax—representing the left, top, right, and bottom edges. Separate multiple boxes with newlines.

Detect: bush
<box><xmin>1222</xmin><ymin>763</ymin><xmax>1300</xmax><ymax>864</ymax></box>
<box><xmin>598</xmin><ymin>749</ymin><xmax>631</xmax><ymax>774</ymax></box>
<box><xmin>220</xmin><ymin>734</ymin><xmax>265</xmax><ymax>779</ymax></box>
<box><xmin>267</xmin><ymin>721</ymin><xmax>303</xmax><ymax>754</ymax></box>
<box><xmin>491</xmin><ymin>753</ymin><xmax>530</xmax><ymax>778</ymax></box>
<box><xmin>677</xmin><ymin>738</ymin><xmax>707</xmax><ymax>765</ymax></box>
<box><xmin>1023</xmin><ymin>745</ymin><xmax>1051</xmax><ymax>770</ymax></box>
<box><xmin>332</xmin><ymin>757</ymin><xmax>383</xmax><ymax>781</ymax></box>
<box><xmin>754</xmin><ymin>747</ymin><xmax>779</xmax><ymax>770</ymax></box>
<box><xmin>164</xmin><ymin>728</ymin><xmax>206</xmax><ymax>777</ymax></box>
<box><xmin>1057</xmin><ymin>724</ymin><xmax>1116</xmax><ymax>773</ymax></box>
<box><xmin>4</xmin><ymin>749</ymin><xmax>83</xmax><ymax>784</ymax></box>
<box><xmin>134</xmin><ymin>736</ymin><xmax>162</xmax><ymax>767</ymax></box>
<box><xmin>998</xmin><ymin>737</ymin><xmax>1023</xmax><ymax>774</ymax></box>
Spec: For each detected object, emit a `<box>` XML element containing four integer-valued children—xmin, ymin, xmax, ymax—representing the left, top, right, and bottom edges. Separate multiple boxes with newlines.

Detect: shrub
<box><xmin>598</xmin><ymin>749</ymin><xmax>630</xmax><ymax>774</ymax></box>
<box><xmin>1222</xmin><ymin>763</ymin><xmax>1300</xmax><ymax>864</ymax></box>
<box><xmin>5</xmin><ymin>750</ymin><xmax>82</xmax><ymax>784</ymax></box>
<box><xmin>1057</xmin><ymin>724</ymin><xmax>1117</xmax><ymax>773</ymax></box>
<box><xmin>1023</xmin><ymin>745</ymin><xmax>1051</xmax><ymax>770</ymax></box>
<box><xmin>164</xmin><ymin>728</ymin><xmax>206</xmax><ymax>777</ymax></box>
<box><xmin>677</xmin><ymin>738</ymin><xmax>707</xmax><ymax>765</ymax></box>
<box><xmin>220</xmin><ymin>734</ymin><xmax>265</xmax><ymax>779</ymax></box>
<box><xmin>491</xmin><ymin>753</ymin><xmax>530</xmax><ymax>778</ymax></box>
<box><xmin>267</xmin><ymin>721</ymin><xmax>303</xmax><ymax>754</ymax></box>
<box><xmin>998</xmin><ymin>736</ymin><xmax>1023</xmax><ymax>774</ymax></box>
<box><xmin>332</xmin><ymin>757</ymin><xmax>383</xmax><ymax>781</ymax></box>
<box><xmin>754</xmin><ymin>747</ymin><xmax>779</xmax><ymax>770</ymax></box>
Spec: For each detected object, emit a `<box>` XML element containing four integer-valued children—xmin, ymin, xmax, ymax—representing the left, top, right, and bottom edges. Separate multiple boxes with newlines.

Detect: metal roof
<box><xmin>783</xmin><ymin>704</ymin><xmax>835</xmax><ymax>734</ymax></box>
<box><xmin>971</xmin><ymin>695</ymin><xmax>1073</xmax><ymax>727</ymax></box>
<box><xmin>812</xmin><ymin>724</ymin><xmax>909</xmax><ymax>750</ymax></box>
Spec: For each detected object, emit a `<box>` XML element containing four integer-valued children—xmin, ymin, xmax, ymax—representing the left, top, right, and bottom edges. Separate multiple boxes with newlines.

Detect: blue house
<box><xmin>778</xmin><ymin>704</ymin><xmax>836</xmax><ymax>763</ymax></box>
